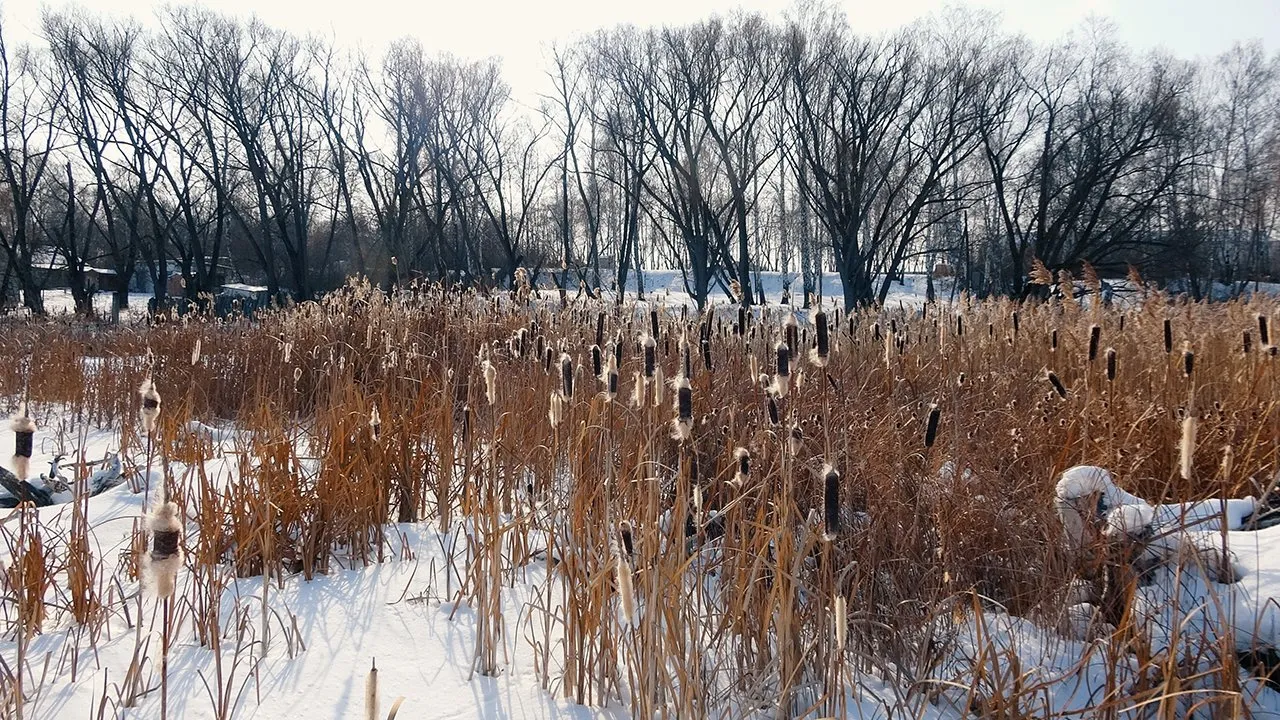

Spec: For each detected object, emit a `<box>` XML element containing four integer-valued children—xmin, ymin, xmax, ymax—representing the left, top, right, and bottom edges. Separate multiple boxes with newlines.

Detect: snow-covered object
<box><xmin>1104</xmin><ymin>503</ymin><xmax>1155</xmax><ymax>540</ymax></box>
<box><xmin>88</xmin><ymin>453</ymin><xmax>124</xmax><ymax>495</ymax></box>
<box><xmin>1055</xmin><ymin>465</ymin><xmax>1151</xmax><ymax>550</ymax></box>
<box><xmin>1055</xmin><ymin>466</ymin><xmax>1147</xmax><ymax>508</ymax></box>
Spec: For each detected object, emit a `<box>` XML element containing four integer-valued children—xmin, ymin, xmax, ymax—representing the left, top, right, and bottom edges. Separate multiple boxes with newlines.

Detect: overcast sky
<box><xmin>3</xmin><ymin>0</ymin><xmax>1276</xmax><ymax>103</ymax></box>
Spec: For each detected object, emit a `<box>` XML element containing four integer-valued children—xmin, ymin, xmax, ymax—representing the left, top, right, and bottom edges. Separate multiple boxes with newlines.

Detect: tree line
<box><xmin>0</xmin><ymin>4</ymin><xmax>1276</xmax><ymax>314</ymax></box>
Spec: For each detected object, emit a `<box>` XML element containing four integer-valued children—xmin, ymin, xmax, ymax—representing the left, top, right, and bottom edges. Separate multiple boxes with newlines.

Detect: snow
<box><xmin>0</xmin><ymin>415</ymin><xmax>632</xmax><ymax>719</ymax></box>
<box><xmin>1104</xmin><ymin>502</ymin><xmax>1155</xmax><ymax>539</ymax></box>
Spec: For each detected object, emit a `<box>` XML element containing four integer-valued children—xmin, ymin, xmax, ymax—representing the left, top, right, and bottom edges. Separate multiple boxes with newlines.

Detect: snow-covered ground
<box><xmin>7</xmin><ymin>408</ymin><xmax>1280</xmax><ymax>718</ymax></box>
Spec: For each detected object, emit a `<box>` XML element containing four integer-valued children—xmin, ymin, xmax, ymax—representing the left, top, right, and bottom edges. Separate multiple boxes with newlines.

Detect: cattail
<box><xmin>601</xmin><ymin>353</ymin><xmax>619</xmax><ymax>401</ymax></box>
<box><xmin>736</xmin><ymin>306</ymin><xmax>746</xmax><ymax>336</ymax></box>
<box><xmin>144</xmin><ymin>488</ymin><xmax>182</xmax><ymax>598</ymax></box>
<box><xmin>369</xmin><ymin>405</ymin><xmax>382</xmax><ymax>440</ymax></box>
<box><xmin>283</xmin><ymin>341</ymin><xmax>293</xmax><ymax>363</ymax></box>
<box><xmin>596</xmin><ymin>312</ymin><xmax>606</xmax><ymax>346</ymax></box>
<box><xmin>616</xmin><ymin>554</ymin><xmax>636</xmax><ymax>626</ymax></box>
<box><xmin>771</xmin><ymin>342</ymin><xmax>791</xmax><ymax>398</ymax></box>
<box><xmin>1163</xmin><ymin>319</ymin><xmax>1173</xmax><ymax>354</ymax></box>
<box><xmin>1244</xmin><ymin>331</ymin><xmax>1252</xmax><ymax>354</ymax></box>
<box><xmin>822</xmin><ymin>464</ymin><xmax>840</xmax><ymax>541</ymax></box>
<box><xmin>1051</xmin><ymin>328</ymin><xmax>1058</xmax><ymax>352</ymax></box>
<box><xmin>784</xmin><ymin>313</ymin><xmax>798</xmax><ymax>356</ymax></box>
<box><xmin>955</xmin><ymin>315</ymin><xmax>963</xmax><ymax>337</ymax></box>
<box><xmin>191</xmin><ymin>339</ymin><xmax>201</xmax><ymax>366</ymax></box>
<box><xmin>643</xmin><ymin>336</ymin><xmax>656</xmax><ymax>378</ymax></box>
<box><xmin>366</xmin><ymin>659</ymin><xmax>379</xmax><ymax>720</ymax></box>
<box><xmin>618</xmin><ymin>521</ymin><xmax>634</xmax><ymax>560</ymax></box>
<box><xmin>809</xmin><ymin>308</ymin><xmax>830</xmax><ymax>367</ymax></box>
<box><xmin>591</xmin><ymin>344</ymin><xmax>602</xmax><ymax>379</ymax></box>
<box><xmin>1222</xmin><ymin>445</ymin><xmax>1234</xmax><ymax>481</ymax></box>
<box><xmin>732</xmin><ymin>447</ymin><xmax>750</xmax><ymax>488</ymax></box>
<box><xmin>482</xmin><ymin>360</ymin><xmax>497</xmax><ymax>405</ymax></box>
<box><xmin>1260</xmin><ymin>315</ymin><xmax>1270</xmax><ymax>347</ymax></box>
<box><xmin>1180</xmin><ymin>414</ymin><xmax>1197</xmax><ymax>480</ymax></box>
<box><xmin>548</xmin><ymin>393</ymin><xmax>564</xmax><ymax>428</ymax></box>
<box><xmin>833</xmin><ymin>594</ymin><xmax>847</xmax><ymax>651</ymax></box>
<box><xmin>536</xmin><ymin>334</ymin><xmax>546</xmax><ymax>361</ymax></box>
<box><xmin>652</xmin><ymin>364</ymin><xmax>665</xmax><ymax>407</ymax></box>
<box><xmin>700</xmin><ymin>338</ymin><xmax>712</xmax><ymax>374</ymax></box>
<box><xmin>1182</xmin><ymin>342</ymin><xmax>1194</xmax><ymax>379</ymax></box>
<box><xmin>543</xmin><ymin>347</ymin><xmax>552</xmax><ymax>374</ymax></box>
<box><xmin>1088</xmin><ymin>324</ymin><xmax>1101</xmax><ymax>362</ymax></box>
<box><xmin>631</xmin><ymin>372</ymin><xmax>645</xmax><ymax>408</ymax></box>
<box><xmin>788</xmin><ymin>424</ymin><xmax>803</xmax><ymax>456</ymax></box>
<box><xmin>671</xmin><ymin>377</ymin><xmax>693</xmax><ymax>441</ymax></box>
<box><xmin>767</xmin><ymin>396</ymin><xmax>779</xmax><ymax>426</ymax></box>
<box><xmin>1105</xmin><ymin>347</ymin><xmax>1116</xmax><ymax>382</ymax></box>
<box><xmin>1047</xmin><ymin>370</ymin><xmax>1067</xmax><ymax>399</ymax></box>
<box><xmin>139</xmin><ymin>378</ymin><xmax>162</xmax><ymax>436</ymax></box>
<box><xmin>650</xmin><ymin>309</ymin><xmax>660</xmax><ymax>341</ymax></box>
<box><xmin>614</xmin><ymin>333</ymin><xmax>624</xmax><ymax>367</ymax></box>
<box><xmin>924</xmin><ymin>404</ymin><xmax>941</xmax><ymax>448</ymax></box>
<box><xmin>680</xmin><ymin>336</ymin><xmax>692</xmax><ymax>379</ymax></box>
<box><xmin>872</xmin><ymin>322</ymin><xmax>881</xmax><ymax>342</ymax></box>
<box><xmin>559</xmin><ymin>353</ymin><xmax>574</xmax><ymax>399</ymax></box>
<box><xmin>1011</xmin><ymin>310</ymin><xmax>1019</xmax><ymax>337</ymax></box>
<box><xmin>11</xmin><ymin>411</ymin><xmax>34</xmax><ymax>481</ymax></box>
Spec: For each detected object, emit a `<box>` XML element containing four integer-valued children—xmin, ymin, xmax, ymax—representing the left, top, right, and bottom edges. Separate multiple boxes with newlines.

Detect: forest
<box><xmin>0</xmin><ymin>3</ymin><xmax>1276</xmax><ymax>314</ymax></box>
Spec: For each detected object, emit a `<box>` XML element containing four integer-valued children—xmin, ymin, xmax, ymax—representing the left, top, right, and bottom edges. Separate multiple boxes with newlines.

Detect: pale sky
<box><xmin>3</xmin><ymin>0</ymin><xmax>1277</xmax><ymax>104</ymax></box>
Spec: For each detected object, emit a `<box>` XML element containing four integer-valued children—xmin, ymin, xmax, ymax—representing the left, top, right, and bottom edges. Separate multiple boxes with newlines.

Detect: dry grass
<box><xmin>0</xmin><ymin>277</ymin><xmax>1276</xmax><ymax>718</ymax></box>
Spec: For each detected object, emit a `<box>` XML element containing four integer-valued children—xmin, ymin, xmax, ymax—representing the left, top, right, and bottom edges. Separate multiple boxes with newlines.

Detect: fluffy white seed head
<box><xmin>139</xmin><ymin>378</ymin><xmax>162</xmax><ymax>435</ymax></box>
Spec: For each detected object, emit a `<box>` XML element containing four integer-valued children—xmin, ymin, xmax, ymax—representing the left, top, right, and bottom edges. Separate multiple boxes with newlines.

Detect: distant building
<box><xmin>32</xmin><ymin>255</ymin><xmax>127</xmax><ymax>293</ymax></box>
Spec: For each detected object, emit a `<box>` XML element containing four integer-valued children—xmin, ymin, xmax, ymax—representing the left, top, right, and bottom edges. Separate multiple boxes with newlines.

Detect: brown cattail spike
<box><xmin>822</xmin><ymin>465</ymin><xmax>841</xmax><ymax>541</ymax></box>
<box><xmin>1164</xmin><ymin>319</ymin><xmax>1173</xmax><ymax>354</ymax></box>
<box><xmin>788</xmin><ymin>424</ymin><xmax>803</xmax><ymax>456</ymax></box>
<box><xmin>139</xmin><ymin>378</ymin><xmax>162</xmax><ymax>436</ymax></box>
<box><xmin>11</xmin><ymin>413</ymin><xmax>34</xmax><ymax>481</ymax></box>
<box><xmin>1105</xmin><ymin>348</ymin><xmax>1117</xmax><ymax>382</ymax></box>
<box><xmin>771</xmin><ymin>342</ymin><xmax>791</xmax><ymax>398</ymax></box>
<box><xmin>145</xmin><ymin>495</ymin><xmax>183</xmax><ymax>598</ymax></box>
<box><xmin>1088</xmin><ymin>325</ymin><xmax>1101</xmax><ymax>362</ymax></box>
<box><xmin>619</xmin><ymin>521</ymin><xmax>634</xmax><ymax>560</ymax></box>
<box><xmin>1047</xmin><ymin>371</ymin><xmax>1067</xmax><ymax>399</ymax></box>
<box><xmin>924</xmin><ymin>404</ymin><xmax>941</xmax><ymax>448</ymax></box>
<box><xmin>810</xmin><ymin>308</ymin><xmax>830</xmax><ymax>367</ymax></box>
<box><xmin>559</xmin><ymin>353</ymin><xmax>574</xmax><ymax>399</ymax></box>
<box><xmin>671</xmin><ymin>377</ymin><xmax>693</xmax><ymax>441</ymax></box>
<box><xmin>591</xmin><ymin>345</ymin><xmax>602</xmax><ymax>379</ymax></box>
<box><xmin>1259</xmin><ymin>315</ymin><xmax>1270</xmax><ymax>347</ymax></box>
<box><xmin>732</xmin><ymin>447</ymin><xmax>750</xmax><ymax>488</ymax></box>
<box><xmin>1182</xmin><ymin>342</ymin><xmax>1194</xmax><ymax>379</ymax></box>
<box><xmin>643</xmin><ymin>336</ymin><xmax>656</xmax><ymax>378</ymax></box>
